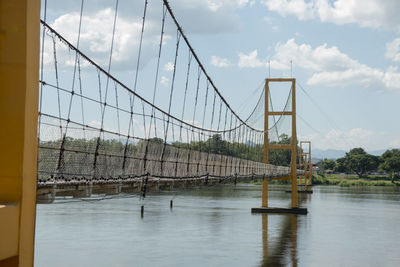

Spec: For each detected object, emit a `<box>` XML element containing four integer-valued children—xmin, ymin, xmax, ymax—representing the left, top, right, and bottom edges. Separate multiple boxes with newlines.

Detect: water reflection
<box><xmin>261</xmin><ymin>195</ymin><xmax>311</xmax><ymax>266</ymax></box>
<box><xmin>261</xmin><ymin>214</ymin><xmax>298</xmax><ymax>267</ymax></box>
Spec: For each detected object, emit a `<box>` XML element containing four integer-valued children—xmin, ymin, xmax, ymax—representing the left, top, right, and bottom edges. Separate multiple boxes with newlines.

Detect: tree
<box><xmin>205</xmin><ymin>134</ymin><xmax>228</xmax><ymax>155</ymax></box>
<box><xmin>319</xmin><ymin>159</ymin><xmax>336</xmax><ymax>172</ymax></box>
<box><xmin>380</xmin><ymin>149</ymin><xmax>400</xmax><ymax>181</ymax></box>
<box><xmin>345</xmin><ymin>148</ymin><xmax>379</xmax><ymax>178</ymax></box>
<box><xmin>268</xmin><ymin>134</ymin><xmax>291</xmax><ymax>166</ymax></box>
<box><xmin>347</xmin><ymin>147</ymin><xmax>366</xmax><ymax>156</ymax></box>
<box><xmin>333</xmin><ymin>157</ymin><xmax>348</xmax><ymax>173</ymax></box>
<box><xmin>148</xmin><ymin>137</ymin><xmax>164</xmax><ymax>144</ymax></box>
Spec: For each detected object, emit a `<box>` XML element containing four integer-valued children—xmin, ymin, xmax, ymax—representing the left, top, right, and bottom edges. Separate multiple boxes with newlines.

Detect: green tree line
<box><xmin>318</xmin><ymin>148</ymin><xmax>400</xmax><ymax>181</ymax></box>
<box><xmin>171</xmin><ymin>133</ymin><xmax>299</xmax><ymax>166</ymax></box>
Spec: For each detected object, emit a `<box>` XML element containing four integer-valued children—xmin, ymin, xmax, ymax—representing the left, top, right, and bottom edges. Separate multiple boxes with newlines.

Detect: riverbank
<box><xmin>248</xmin><ymin>174</ymin><xmax>400</xmax><ymax>187</ymax></box>
<box><xmin>312</xmin><ymin>174</ymin><xmax>400</xmax><ymax>186</ymax></box>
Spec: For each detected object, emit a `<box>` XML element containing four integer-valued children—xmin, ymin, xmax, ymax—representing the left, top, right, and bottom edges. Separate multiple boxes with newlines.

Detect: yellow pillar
<box><xmin>299</xmin><ymin>151</ymin><xmax>304</xmax><ymax>191</ymax></box>
<box><xmin>262</xmin><ymin>179</ymin><xmax>268</xmax><ymax>207</ymax></box>
<box><xmin>0</xmin><ymin>0</ymin><xmax>40</xmax><ymax>266</ymax></box>
<box><xmin>300</xmin><ymin>141</ymin><xmax>312</xmax><ymax>192</ymax></box>
<box><xmin>263</xmin><ymin>78</ymin><xmax>298</xmax><ymax>208</ymax></box>
<box><xmin>291</xmin><ymin>80</ymin><xmax>298</xmax><ymax>208</ymax></box>
<box><xmin>262</xmin><ymin>80</ymin><xmax>269</xmax><ymax>207</ymax></box>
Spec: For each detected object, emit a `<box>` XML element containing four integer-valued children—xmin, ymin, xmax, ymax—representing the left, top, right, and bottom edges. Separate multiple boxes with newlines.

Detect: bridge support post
<box><xmin>296</xmin><ymin>141</ymin><xmax>313</xmax><ymax>194</ymax></box>
<box><xmin>252</xmin><ymin>78</ymin><xmax>307</xmax><ymax>214</ymax></box>
<box><xmin>0</xmin><ymin>0</ymin><xmax>40</xmax><ymax>266</ymax></box>
<box><xmin>262</xmin><ymin>179</ymin><xmax>268</xmax><ymax>207</ymax></box>
<box><xmin>290</xmin><ymin>80</ymin><xmax>299</xmax><ymax>208</ymax></box>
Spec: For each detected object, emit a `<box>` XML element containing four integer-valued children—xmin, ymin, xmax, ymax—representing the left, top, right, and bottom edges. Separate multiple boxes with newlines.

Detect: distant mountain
<box><xmin>368</xmin><ymin>149</ymin><xmax>387</xmax><ymax>156</ymax></box>
<box><xmin>312</xmin><ymin>149</ymin><xmax>346</xmax><ymax>161</ymax></box>
<box><xmin>312</xmin><ymin>148</ymin><xmax>390</xmax><ymax>161</ymax></box>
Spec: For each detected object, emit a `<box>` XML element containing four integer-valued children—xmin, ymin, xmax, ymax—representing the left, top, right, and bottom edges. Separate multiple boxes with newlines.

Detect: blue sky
<box><xmin>41</xmin><ymin>0</ymin><xmax>400</xmax><ymax>152</ymax></box>
<box><xmin>173</xmin><ymin>0</ymin><xmax>400</xmax><ymax>151</ymax></box>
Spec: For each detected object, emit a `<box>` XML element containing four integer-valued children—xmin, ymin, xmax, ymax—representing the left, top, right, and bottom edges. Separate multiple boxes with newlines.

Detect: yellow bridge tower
<box><xmin>252</xmin><ymin>78</ymin><xmax>307</xmax><ymax>214</ymax></box>
<box><xmin>299</xmin><ymin>141</ymin><xmax>313</xmax><ymax>193</ymax></box>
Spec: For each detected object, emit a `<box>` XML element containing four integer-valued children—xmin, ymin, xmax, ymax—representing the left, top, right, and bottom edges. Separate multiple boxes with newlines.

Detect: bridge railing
<box><xmin>38</xmin><ymin>134</ymin><xmax>291</xmax><ymax>185</ymax></box>
<box><xmin>37</xmin><ymin>3</ymin><xmax>297</xmax><ymax>191</ymax></box>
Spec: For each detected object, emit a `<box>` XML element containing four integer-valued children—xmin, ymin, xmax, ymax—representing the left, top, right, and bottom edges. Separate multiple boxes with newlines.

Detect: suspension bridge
<box><xmin>1</xmin><ymin>0</ymin><xmax>313</xmax><ymax>266</ymax></box>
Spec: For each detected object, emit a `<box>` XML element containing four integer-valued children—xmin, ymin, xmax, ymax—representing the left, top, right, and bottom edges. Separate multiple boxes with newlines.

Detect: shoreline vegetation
<box><xmin>310</xmin><ymin>174</ymin><xmax>399</xmax><ymax>187</ymax></box>
<box><xmin>247</xmin><ymin>174</ymin><xmax>400</xmax><ymax>187</ymax></box>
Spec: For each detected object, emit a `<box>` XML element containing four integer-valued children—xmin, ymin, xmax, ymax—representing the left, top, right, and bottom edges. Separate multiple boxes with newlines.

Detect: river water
<box><xmin>34</xmin><ymin>185</ymin><xmax>400</xmax><ymax>267</ymax></box>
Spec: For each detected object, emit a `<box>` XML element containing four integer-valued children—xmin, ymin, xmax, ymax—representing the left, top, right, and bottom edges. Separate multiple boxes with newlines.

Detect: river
<box><xmin>34</xmin><ymin>185</ymin><xmax>400</xmax><ymax>266</ymax></box>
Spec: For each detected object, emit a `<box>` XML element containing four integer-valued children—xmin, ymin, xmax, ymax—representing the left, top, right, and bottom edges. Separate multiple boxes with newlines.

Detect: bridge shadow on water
<box><xmin>259</xmin><ymin>194</ymin><xmax>311</xmax><ymax>267</ymax></box>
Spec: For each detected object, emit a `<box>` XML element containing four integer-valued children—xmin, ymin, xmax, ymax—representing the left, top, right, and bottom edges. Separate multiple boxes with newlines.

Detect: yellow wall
<box><xmin>0</xmin><ymin>0</ymin><xmax>40</xmax><ymax>266</ymax></box>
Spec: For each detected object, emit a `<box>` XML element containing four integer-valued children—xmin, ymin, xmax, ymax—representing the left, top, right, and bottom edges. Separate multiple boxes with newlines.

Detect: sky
<box><xmin>40</xmin><ymin>0</ymin><xmax>400</xmax><ymax>152</ymax></box>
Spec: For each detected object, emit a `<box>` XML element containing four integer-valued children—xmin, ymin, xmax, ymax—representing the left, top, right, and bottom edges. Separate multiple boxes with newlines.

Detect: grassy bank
<box><xmin>246</xmin><ymin>174</ymin><xmax>399</xmax><ymax>187</ymax></box>
<box><xmin>312</xmin><ymin>174</ymin><xmax>399</xmax><ymax>187</ymax></box>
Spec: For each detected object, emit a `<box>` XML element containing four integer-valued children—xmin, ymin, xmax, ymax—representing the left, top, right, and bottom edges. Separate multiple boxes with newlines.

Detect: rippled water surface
<box><xmin>35</xmin><ymin>185</ymin><xmax>400</xmax><ymax>266</ymax></box>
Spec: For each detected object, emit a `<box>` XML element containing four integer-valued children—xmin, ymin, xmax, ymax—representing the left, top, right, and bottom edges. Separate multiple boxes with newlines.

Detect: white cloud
<box><xmin>210</xmin><ymin>56</ymin><xmax>233</xmax><ymax>67</ymax></box>
<box><xmin>383</xmin><ymin>66</ymin><xmax>400</xmax><ymax>90</ymax></box>
<box><xmin>273</xmin><ymin>39</ymin><xmax>359</xmax><ymax>71</ymax></box>
<box><xmin>238</xmin><ymin>39</ymin><xmax>400</xmax><ymax>91</ymax></box>
<box><xmin>385</xmin><ymin>38</ymin><xmax>400</xmax><ymax>62</ymax></box>
<box><xmin>205</xmin><ymin>0</ymin><xmax>255</xmax><ymax>10</ymax></box>
<box><xmin>238</xmin><ymin>50</ymin><xmax>267</xmax><ymax>68</ymax></box>
<box><xmin>237</xmin><ymin>0</ymin><xmax>249</xmax><ymax>8</ymax></box>
<box><xmin>161</xmin><ymin>76</ymin><xmax>169</xmax><ymax>87</ymax></box>
<box><xmin>207</xmin><ymin>0</ymin><xmax>223</xmax><ymax>12</ymax></box>
<box><xmin>262</xmin><ymin>0</ymin><xmax>400</xmax><ymax>30</ymax></box>
<box><xmin>168</xmin><ymin>0</ymin><xmax>244</xmax><ymax>34</ymax></box>
<box><xmin>307</xmin><ymin>67</ymin><xmax>383</xmax><ymax>88</ymax></box>
<box><xmin>43</xmin><ymin>0</ymin><xmax>248</xmax><ymax>70</ymax></box>
<box><xmin>237</xmin><ymin>0</ymin><xmax>255</xmax><ymax>8</ymax></box>
<box><xmin>48</xmin><ymin>0</ymin><xmax>245</xmax><ymax>35</ymax></box>
<box><xmin>301</xmin><ymin>128</ymin><xmax>400</xmax><ymax>151</ymax></box>
<box><xmin>47</xmin><ymin>8</ymin><xmax>167</xmax><ymax>70</ymax></box>
<box><xmin>262</xmin><ymin>0</ymin><xmax>314</xmax><ymax>20</ymax></box>
<box><xmin>315</xmin><ymin>0</ymin><xmax>396</xmax><ymax>29</ymax></box>
<box><xmin>237</xmin><ymin>49</ymin><xmax>291</xmax><ymax>70</ymax></box>
<box><xmin>164</xmin><ymin>62</ymin><xmax>175</xmax><ymax>71</ymax></box>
